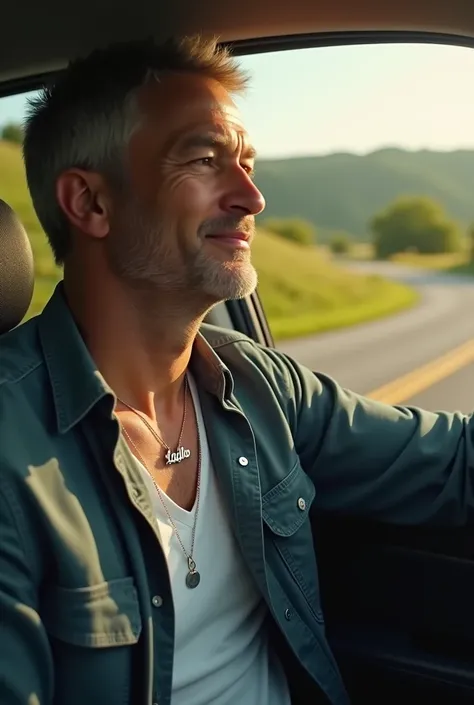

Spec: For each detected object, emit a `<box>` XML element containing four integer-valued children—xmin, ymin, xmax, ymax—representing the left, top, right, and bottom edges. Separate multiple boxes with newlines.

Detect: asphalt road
<box><xmin>277</xmin><ymin>261</ymin><xmax>474</xmax><ymax>413</ymax></box>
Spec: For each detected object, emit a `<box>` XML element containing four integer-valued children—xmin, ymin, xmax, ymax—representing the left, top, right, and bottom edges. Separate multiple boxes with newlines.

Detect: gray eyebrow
<box><xmin>178</xmin><ymin>133</ymin><xmax>257</xmax><ymax>158</ymax></box>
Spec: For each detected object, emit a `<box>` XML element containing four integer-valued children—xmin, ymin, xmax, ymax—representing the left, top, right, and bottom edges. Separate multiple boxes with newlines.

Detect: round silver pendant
<box><xmin>185</xmin><ymin>570</ymin><xmax>201</xmax><ymax>589</ymax></box>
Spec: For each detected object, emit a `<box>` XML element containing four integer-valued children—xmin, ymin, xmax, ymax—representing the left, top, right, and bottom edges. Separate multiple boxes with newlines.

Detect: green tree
<box><xmin>262</xmin><ymin>217</ymin><xmax>316</xmax><ymax>246</ymax></box>
<box><xmin>329</xmin><ymin>232</ymin><xmax>351</xmax><ymax>255</ymax></box>
<box><xmin>1</xmin><ymin>122</ymin><xmax>23</xmax><ymax>144</ymax></box>
<box><xmin>371</xmin><ymin>197</ymin><xmax>462</xmax><ymax>259</ymax></box>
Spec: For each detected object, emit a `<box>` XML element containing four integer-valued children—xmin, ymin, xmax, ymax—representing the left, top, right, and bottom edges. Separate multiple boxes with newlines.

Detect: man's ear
<box><xmin>56</xmin><ymin>169</ymin><xmax>112</xmax><ymax>240</ymax></box>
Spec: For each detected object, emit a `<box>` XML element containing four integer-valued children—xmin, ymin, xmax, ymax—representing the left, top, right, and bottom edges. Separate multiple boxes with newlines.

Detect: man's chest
<box><xmin>12</xmin><ymin>376</ymin><xmax>325</xmax><ymax>705</ymax></box>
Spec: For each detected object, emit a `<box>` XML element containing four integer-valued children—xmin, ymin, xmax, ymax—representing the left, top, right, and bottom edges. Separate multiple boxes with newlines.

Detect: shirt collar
<box><xmin>38</xmin><ymin>282</ymin><xmax>233</xmax><ymax>434</ymax></box>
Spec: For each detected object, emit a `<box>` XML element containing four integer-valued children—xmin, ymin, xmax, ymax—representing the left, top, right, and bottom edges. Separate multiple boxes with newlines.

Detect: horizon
<box><xmin>254</xmin><ymin>144</ymin><xmax>474</xmax><ymax>161</ymax></box>
<box><xmin>4</xmin><ymin>137</ymin><xmax>474</xmax><ymax>161</ymax></box>
<box><xmin>3</xmin><ymin>132</ymin><xmax>474</xmax><ymax>161</ymax></box>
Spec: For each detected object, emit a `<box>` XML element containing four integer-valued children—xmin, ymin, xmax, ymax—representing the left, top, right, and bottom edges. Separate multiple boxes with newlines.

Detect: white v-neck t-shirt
<box><xmin>133</xmin><ymin>375</ymin><xmax>291</xmax><ymax>705</ymax></box>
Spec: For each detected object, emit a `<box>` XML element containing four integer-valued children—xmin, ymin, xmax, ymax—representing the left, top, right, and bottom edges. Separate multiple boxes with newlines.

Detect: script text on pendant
<box><xmin>166</xmin><ymin>447</ymin><xmax>191</xmax><ymax>465</ymax></box>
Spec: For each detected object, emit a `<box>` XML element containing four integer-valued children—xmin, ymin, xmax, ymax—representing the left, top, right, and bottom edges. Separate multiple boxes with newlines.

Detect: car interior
<box><xmin>2</xmin><ymin>0</ymin><xmax>474</xmax><ymax>703</ymax></box>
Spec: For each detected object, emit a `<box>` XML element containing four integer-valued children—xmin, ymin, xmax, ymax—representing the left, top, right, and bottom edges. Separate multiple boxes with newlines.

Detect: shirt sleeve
<box><xmin>0</xmin><ymin>479</ymin><xmax>53</xmax><ymax>704</ymax></box>
<box><xmin>280</xmin><ymin>351</ymin><xmax>474</xmax><ymax>525</ymax></box>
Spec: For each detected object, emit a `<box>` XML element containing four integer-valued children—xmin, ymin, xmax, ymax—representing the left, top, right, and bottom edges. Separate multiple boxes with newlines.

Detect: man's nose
<box><xmin>219</xmin><ymin>168</ymin><xmax>266</xmax><ymax>216</ymax></box>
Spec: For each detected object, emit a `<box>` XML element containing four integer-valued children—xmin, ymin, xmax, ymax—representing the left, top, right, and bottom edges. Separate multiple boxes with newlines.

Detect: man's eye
<box><xmin>193</xmin><ymin>157</ymin><xmax>214</xmax><ymax>166</ymax></box>
<box><xmin>243</xmin><ymin>165</ymin><xmax>255</xmax><ymax>178</ymax></box>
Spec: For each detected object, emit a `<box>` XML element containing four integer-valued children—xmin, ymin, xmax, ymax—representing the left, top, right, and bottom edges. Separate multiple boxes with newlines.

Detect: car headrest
<box><xmin>0</xmin><ymin>199</ymin><xmax>35</xmax><ymax>335</ymax></box>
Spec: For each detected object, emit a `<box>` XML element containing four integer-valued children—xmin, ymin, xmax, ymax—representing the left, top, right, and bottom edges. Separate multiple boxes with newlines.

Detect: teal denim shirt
<box><xmin>1</xmin><ymin>283</ymin><xmax>474</xmax><ymax>705</ymax></box>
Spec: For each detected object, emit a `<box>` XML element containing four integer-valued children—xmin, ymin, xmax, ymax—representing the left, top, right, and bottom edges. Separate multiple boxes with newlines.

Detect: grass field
<box><xmin>448</xmin><ymin>262</ymin><xmax>474</xmax><ymax>275</ymax></box>
<box><xmin>348</xmin><ymin>241</ymin><xmax>474</xmax><ymax>274</ymax></box>
<box><xmin>391</xmin><ymin>252</ymin><xmax>474</xmax><ymax>277</ymax></box>
<box><xmin>390</xmin><ymin>251</ymin><xmax>470</xmax><ymax>270</ymax></box>
<box><xmin>0</xmin><ymin>140</ymin><xmax>418</xmax><ymax>340</ymax></box>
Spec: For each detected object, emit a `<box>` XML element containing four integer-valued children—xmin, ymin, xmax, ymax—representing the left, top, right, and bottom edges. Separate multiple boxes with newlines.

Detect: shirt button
<box><xmin>284</xmin><ymin>608</ymin><xmax>292</xmax><ymax>621</ymax></box>
<box><xmin>297</xmin><ymin>497</ymin><xmax>306</xmax><ymax>511</ymax></box>
<box><xmin>152</xmin><ymin>595</ymin><xmax>163</xmax><ymax>608</ymax></box>
<box><xmin>238</xmin><ymin>456</ymin><xmax>249</xmax><ymax>467</ymax></box>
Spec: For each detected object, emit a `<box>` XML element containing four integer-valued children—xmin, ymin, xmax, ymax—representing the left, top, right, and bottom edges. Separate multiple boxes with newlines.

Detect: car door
<box><xmin>209</xmin><ymin>32</ymin><xmax>474</xmax><ymax>705</ymax></box>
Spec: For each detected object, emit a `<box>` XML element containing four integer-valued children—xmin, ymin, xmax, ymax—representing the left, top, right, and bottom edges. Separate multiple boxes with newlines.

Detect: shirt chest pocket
<box><xmin>41</xmin><ymin>576</ymin><xmax>142</xmax><ymax>705</ymax></box>
<box><xmin>262</xmin><ymin>462</ymin><xmax>323</xmax><ymax>623</ymax></box>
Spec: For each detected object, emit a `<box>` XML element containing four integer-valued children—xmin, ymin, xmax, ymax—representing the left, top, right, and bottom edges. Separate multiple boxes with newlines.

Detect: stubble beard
<box><xmin>106</xmin><ymin>204</ymin><xmax>258</xmax><ymax>305</ymax></box>
<box><xmin>191</xmin><ymin>245</ymin><xmax>258</xmax><ymax>301</ymax></box>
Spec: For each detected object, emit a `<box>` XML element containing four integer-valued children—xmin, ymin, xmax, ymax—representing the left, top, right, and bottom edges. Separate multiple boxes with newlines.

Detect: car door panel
<box><xmin>313</xmin><ymin>515</ymin><xmax>474</xmax><ymax>704</ymax></box>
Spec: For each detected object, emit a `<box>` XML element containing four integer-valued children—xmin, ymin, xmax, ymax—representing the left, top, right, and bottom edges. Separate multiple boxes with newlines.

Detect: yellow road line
<box><xmin>367</xmin><ymin>338</ymin><xmax>474</xmax><ymax>405</ymax></box>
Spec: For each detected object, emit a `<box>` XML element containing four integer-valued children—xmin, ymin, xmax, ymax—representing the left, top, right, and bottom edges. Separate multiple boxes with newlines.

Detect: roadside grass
<box><xmin>1</xmin><ymin>139</ymin><xmax>418</xmax><ymax>339</ymax></box>
<box><xmin>390</xmin><ymin>251</ymin><xmax>469</xmax><ymax>270</ymax></box>
<box><xmin>252</xmin><ymin>231</ymin><xmax>418</xmax><ymax>340</ymax></box>
<box><xmin>341</xmin><ymin>239</ymin><xmax>474</xmax><ymax>278</ymax></box>
<box><xmin>447</xmin><ymin>261</ymin><xmax>474</xmax><ymax>275</ymax></box>
<box><xmin>386</xmin><ymin>249</ymin><xmax>474</xmax><ymax>277</ymax></box>
<box><xmin>344</xmin><ymin>242</ymin><xmax>374</xmax><ymax>261</ymax></box>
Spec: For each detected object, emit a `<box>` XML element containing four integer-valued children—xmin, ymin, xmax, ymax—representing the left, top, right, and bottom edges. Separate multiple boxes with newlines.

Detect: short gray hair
<box><xmin>23</xmin><ymin>35</ymin><xmax>248</xmax><ymax>264</ymax></box>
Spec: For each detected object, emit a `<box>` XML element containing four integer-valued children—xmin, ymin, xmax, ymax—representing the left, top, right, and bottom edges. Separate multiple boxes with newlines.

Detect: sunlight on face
<box><xmin>107</xmin><ymin>73</ymin><xmax>264</xmax><ymax>304</ymax></box>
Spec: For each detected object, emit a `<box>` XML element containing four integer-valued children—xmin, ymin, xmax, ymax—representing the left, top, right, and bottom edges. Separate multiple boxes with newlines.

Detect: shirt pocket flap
<box><xmin>262</xmin><ymin>462</ymin><xmax>316</xmax><ymax>537</ymax></box>
<box><xmin>42</xmin><ymin>576</ymin><xmax>142</xmax><ymax>648</ymax></box>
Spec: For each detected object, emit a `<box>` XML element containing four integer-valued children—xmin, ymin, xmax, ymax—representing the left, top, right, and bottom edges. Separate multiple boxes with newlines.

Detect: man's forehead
<box><xmin>137</xmin><ymin>72</ymin><xmax>242</xmax><ymax>128</ymax></box>
<box><xmin>134</xmin><ymin>73</ymin><xmax>252</xmax><ymax>154</ymax></box>
<box><xmin>174</xmin><ymin>117</ymin><xmax>253</xmax><ymax>149</ymax></box>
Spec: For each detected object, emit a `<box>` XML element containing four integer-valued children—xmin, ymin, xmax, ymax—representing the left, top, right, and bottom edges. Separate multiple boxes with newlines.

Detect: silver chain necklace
<box><xmin>118</xmin><ymin>378</ymin><xmax>202</xmax><ymax>589</ymax></box>
<box><xmin>117</xmin><ymin>376</ymin><xmax>191</xmax><ymax>466</ymax></box>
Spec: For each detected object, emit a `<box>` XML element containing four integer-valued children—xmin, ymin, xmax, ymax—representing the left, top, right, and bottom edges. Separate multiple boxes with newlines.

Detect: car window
<box><xmin>235</xmin><ymin>42</ymin><xmax>474</xmax><ymax>413</ymax></box>
<box><xmin>1</xmin><ymin>42</ymin><xmax>474</xmax><ymax>412</ymax></box>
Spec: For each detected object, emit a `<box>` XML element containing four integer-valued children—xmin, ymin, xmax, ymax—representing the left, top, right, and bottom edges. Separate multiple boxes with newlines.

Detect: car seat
<box><xmin>0</xmin><ymin>199</ymin><xmax>35</xmax><ymax>334</ymax></box>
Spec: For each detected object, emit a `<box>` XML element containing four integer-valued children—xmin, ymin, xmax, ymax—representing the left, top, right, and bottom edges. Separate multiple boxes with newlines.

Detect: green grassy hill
<box><xmin>0</xmin><ymin>140</ymin><xmax>417</xmax><ymax>339</ymax></box>
<box><xmin>252</xmin><ymin>231</ymin><xmax>417</xmax><ymax>339</ymax></box>
<box><xmin>256</xmin><ymin>147</ymin><xmax>474</xmax><ymax>240</ymax></box>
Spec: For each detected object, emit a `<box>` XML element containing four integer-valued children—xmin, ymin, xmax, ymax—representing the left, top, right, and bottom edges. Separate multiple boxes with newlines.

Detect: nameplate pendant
<box><xmin>165</xmin><ymin>446</ymin><xmax>191</xmax><ymax>465</ymax></box>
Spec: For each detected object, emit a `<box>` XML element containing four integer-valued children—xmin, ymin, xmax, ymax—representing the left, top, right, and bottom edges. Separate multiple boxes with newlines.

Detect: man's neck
<box><xmin>64</xmin><ymin>272</ymin><xmax>205</xmax><ymax>418</ymax></box>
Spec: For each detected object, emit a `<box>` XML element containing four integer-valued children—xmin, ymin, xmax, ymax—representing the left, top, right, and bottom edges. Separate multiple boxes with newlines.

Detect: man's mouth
<box><xmin>205</xmin><ymin>231</ymin><xmax>251</xmax><ymax>249</ymax></box>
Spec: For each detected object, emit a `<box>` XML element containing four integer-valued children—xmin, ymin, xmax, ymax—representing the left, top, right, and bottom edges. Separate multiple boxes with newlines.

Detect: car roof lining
<box><xmin>1</xmin><ymin>0</ymin><xmax>474</xmax><ymax>88</ymax></box>
<box><xmin>2</xmin><ymin>29</ymin><xmax>474</xmax><ymax>102</ymax></box>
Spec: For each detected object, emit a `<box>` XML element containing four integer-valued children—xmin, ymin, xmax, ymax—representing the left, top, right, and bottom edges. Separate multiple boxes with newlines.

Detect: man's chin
<box><xmin>224</xmin><ymin>281</ymin><xmax>258</xmax><ymax>301</ymax></box>
<box><xmin>202</xmin><ymin>264</ymin><xmax>258</xmax><ymax>302</ymax></box>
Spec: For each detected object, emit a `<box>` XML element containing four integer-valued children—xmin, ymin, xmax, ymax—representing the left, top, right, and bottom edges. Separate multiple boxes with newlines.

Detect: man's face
<box><xmin>106</xmin><ymin>72</ymin><xmax>265</xmax><ymax>304</ymax></box>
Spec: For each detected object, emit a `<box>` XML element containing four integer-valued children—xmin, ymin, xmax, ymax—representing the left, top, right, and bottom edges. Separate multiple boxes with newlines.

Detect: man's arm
<box><xmin>0</xmin><ymin>482</ymin><xmax>53</xmax><ymax>704</ymax></box>
<box><xmin>281</xmin><ymin>353</ymin><xmax>474</xmax><ymax>525</ymax></box>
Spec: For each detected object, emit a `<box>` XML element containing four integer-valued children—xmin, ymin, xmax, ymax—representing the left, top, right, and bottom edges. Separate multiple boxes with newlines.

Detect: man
<box><xmin>0</xmin><ymin>35</ymin><xmax>473</xmax><ymax>705</ymax></box>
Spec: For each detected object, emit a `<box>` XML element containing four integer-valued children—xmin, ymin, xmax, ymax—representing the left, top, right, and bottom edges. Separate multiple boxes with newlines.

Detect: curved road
<box><xmin>277</xmin><ymin>262</ymin><xmax>474</xmax><ymax>413</ymax></box>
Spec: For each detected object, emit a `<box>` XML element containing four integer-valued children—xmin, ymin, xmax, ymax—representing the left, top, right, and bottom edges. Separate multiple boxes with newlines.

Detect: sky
<box><xmin>1</xmin><ymin>42</ymin><xmax>474</xmax><ymax>159</ymax></box>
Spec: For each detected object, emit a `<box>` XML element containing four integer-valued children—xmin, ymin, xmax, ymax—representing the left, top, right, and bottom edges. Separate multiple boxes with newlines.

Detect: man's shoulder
<box><xmin>199</xmin><ymin>322</ymin><xmax>296</xmax><ymax>392</ymax></box>
<box><xmin>199</xmin><ymin>321</ymin><xmax>255</xmax><ymax>349</ymax></box>
<box><xmin>201</xmin><ymin>321</ymin><xmax>273</xmax><ymax>360</ymax></box>
<box><xmin>0</xmin><ymin>315</ymin><xmax>45</xmax><ymax>389</ymax></box>
<box><xmin>0</xmin><ymin>316</ymin><xmax>50</xmax><ymax>452</ymax></box>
